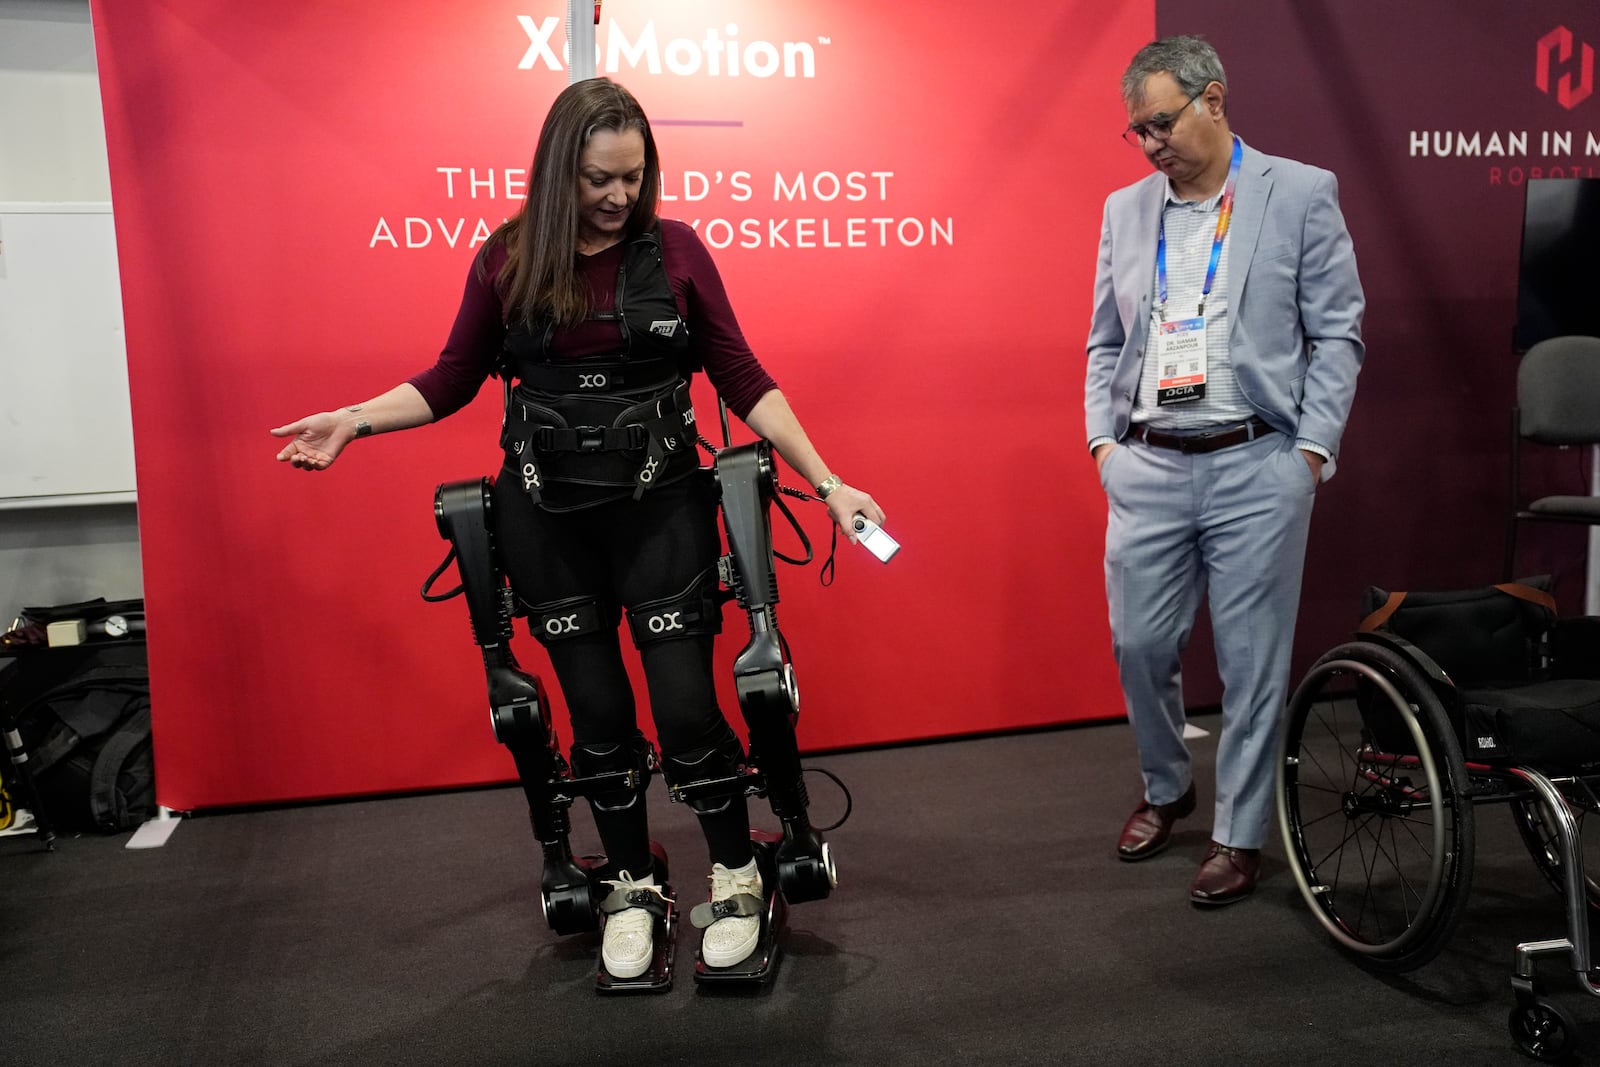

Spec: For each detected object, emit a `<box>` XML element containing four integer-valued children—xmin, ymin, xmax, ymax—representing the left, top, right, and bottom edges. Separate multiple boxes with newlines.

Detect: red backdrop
<box><xmin>90</xmin><ymin>0</ymin><xmax>1152</xmax><ymax>810</ymax></box>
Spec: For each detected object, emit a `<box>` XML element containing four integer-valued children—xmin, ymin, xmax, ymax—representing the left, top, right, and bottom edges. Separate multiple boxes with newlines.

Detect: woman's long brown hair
<box><xmin>485</xmin><ymin>77</ymin><xmax>661</xmax><ymax>327</ymax></box>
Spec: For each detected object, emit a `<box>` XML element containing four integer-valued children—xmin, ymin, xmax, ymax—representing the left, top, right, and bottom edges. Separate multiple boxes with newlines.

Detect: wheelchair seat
<box><xmin>1357</xmin><ymin>579</ymin><xmax>1600</xmax><ymax>769</ymax></box>
<box><xmin>1276</xmin><ymin>577</ymin><xmax>1600</xmax><ymax>1061</ymax></box>
<box><xmin>1458</xmin><ymin>680</ymin><xmax>1600</xmax><ymax>771</ymax></box>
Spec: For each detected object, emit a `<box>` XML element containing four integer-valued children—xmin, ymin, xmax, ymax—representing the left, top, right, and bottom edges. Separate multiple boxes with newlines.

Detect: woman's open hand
<box><xmin>270</xmin><ymin>413</ymin><xmax>350</xmax><ymax>471</ymax></box>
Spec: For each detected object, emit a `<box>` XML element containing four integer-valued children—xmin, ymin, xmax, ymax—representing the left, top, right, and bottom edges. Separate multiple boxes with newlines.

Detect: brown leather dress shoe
<box><xmin>1189</xmin><ymin>841</ymin><xmax>1261</xmax><ymax>906</ymax></box>
<box><xmin>1115</xmin><ymin>782</ymin><xmax>1197</xmax><ymax>861</ymax></box>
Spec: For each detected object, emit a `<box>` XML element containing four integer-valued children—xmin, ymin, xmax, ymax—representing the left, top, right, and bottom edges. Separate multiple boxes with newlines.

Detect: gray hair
<box><xmin>1121</xmin><ymin>35</ymin><xmax>1227</xmax><ymax>113</ymax></box>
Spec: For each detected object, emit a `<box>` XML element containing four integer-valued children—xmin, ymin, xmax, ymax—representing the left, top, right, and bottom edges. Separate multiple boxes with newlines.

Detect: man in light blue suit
<box><xmin>1085</xmin><ymin>36</ymin><xmax>1364</xmax><ymax>906</ymax></box>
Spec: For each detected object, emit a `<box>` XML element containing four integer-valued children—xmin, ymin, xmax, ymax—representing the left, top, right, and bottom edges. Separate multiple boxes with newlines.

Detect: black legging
<box><xmin>492</xmin><ymin>467</ymin><xmax>753</xmax><ymax>875</ymax></box>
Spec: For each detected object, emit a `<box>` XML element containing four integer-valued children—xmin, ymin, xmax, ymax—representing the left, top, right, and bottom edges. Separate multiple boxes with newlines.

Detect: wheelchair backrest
<box><xmin>1359</xmin><ymin>578</ymin><xmax>1556</xmax><ymax>687</ymax></box>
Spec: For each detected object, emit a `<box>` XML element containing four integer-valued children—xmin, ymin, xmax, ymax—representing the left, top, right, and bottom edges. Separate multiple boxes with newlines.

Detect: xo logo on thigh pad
<box><xmin>544</xmin><ymin>613</ymin><xmax>581</xmax><ymax>637</ymax></box>
<box><xmin>647</xmin><ymin>611</ymin><xmax>685</xmax><ymax>634</ymax></box>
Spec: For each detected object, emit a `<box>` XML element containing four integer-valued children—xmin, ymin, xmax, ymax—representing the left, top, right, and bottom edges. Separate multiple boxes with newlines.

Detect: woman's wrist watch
<box><xmin>815</xmin><ymin>474</ymin><xmax>843</xmax><ymax>500</ymax></box>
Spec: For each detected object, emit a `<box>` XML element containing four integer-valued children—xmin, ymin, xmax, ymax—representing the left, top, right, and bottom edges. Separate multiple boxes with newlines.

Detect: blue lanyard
<box><xmin>1156</xmin><ymin>135</ymin><xmax>1243</xmax><ymax>320</ymax></box>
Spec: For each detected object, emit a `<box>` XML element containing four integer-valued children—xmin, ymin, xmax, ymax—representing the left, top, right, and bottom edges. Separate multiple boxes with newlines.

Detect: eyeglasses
<box><xmin>1122</xmin><ymin>93</ymin><xmax>1201</xmax><ymax>148</ymax></box>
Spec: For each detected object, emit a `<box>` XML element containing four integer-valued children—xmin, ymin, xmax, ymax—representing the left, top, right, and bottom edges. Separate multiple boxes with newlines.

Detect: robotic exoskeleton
<box><xmin>427</xmin><ymin>436</ymin><xmax>837</xmax><ymax>991</ymax></box>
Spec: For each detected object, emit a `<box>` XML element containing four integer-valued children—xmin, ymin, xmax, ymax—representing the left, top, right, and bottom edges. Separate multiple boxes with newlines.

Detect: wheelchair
<box><xmin>1275</xmin><ymin>577</ymin><xmax>1600</xmax><ymax>1060</ymax></box>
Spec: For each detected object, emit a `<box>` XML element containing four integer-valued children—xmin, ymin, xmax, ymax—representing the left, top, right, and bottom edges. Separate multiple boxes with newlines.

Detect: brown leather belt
<box><xmin>1129</xmin><ymin>416</ymin><xmax>1276</xmax><ymax>454</ymax></box>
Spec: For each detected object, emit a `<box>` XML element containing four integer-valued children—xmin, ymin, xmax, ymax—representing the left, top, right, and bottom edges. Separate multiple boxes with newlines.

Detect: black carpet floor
<box><xmin>3</xmin><ymin>717</ymin><xmax>1590</xmax><ymax>1066</ymax></box>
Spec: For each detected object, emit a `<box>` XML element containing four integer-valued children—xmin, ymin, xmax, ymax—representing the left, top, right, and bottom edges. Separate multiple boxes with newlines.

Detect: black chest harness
<box><xmin>500</xmin><ymin>226</ymin><xmax>698</xmax><ymax>508</ymax></box>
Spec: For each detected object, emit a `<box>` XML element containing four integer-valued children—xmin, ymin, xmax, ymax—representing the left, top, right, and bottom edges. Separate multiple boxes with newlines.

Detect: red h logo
<box><xmin>1537</xmin><ymin>26</ymin><xmax>1594</xmax><ymax>110</ymax></box>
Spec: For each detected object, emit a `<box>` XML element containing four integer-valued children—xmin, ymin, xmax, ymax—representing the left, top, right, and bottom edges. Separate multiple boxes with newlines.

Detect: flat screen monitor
<box><xmin>1515</xmin><ymin>177</ymin><xmax>1600</xmax><ymax>352</ymax></box>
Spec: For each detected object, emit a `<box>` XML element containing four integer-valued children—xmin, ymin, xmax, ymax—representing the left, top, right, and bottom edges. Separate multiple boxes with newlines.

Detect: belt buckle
<box><xmin>575</xmin><ymin>427</ymin><xmax>606</xmax><ymax>452</ymax></box>
<box><xmin>1190</xmin><ymin>422</ymin><xmax>1245</xmax><ymax>453</ymax></box>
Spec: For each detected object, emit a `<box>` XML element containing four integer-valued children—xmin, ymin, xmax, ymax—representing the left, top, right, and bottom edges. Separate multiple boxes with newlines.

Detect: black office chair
<box><xmin>1505</xmin><ymin>335</ymin><xmax>1600</xmax><ymax>579</ymax></box>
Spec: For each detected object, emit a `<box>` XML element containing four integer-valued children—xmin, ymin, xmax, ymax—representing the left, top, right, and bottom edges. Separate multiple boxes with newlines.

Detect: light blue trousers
<box><xmin>1100</xmin><ymin>431</ymin><xmax>1317</xmax><ymax>849</ymax></box>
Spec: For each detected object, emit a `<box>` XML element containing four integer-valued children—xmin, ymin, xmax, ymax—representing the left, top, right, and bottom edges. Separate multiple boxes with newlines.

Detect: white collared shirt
<box><xmin>1128</xmin><ymin>185</ymin><xmax>1254</xmax><ymax>430</ymax></box>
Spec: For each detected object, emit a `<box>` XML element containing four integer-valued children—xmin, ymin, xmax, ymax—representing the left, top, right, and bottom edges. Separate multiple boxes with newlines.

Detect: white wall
<box><xmin>0</xmin><ymin>0</ymin><xmax>142</xmax><ymax>624</ymax></box>
<box><xmin>0</xmin><ymin>0</ymin><xmax>108</xmax><ymax>200</ymax></box>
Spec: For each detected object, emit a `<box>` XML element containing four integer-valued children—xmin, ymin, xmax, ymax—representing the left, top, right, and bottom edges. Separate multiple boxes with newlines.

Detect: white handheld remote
<box><xmin>851</xmin><ymin>514</ymin><xmax>901</xmax><ymax>563</ymax></box>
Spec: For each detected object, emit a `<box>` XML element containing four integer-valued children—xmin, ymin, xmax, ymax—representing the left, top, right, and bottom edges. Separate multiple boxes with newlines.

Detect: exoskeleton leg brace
<box><xmin>690</xmin><ymin>442</ymin><xmax>837</xmax><ymax>904</ymax></box>
<box><xmin>431</xmin><ymin>479</ymin><xmax>659</xmax><ymax>935</ymax></box>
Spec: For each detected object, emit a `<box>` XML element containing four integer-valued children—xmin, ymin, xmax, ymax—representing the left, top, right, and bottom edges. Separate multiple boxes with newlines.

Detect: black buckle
<box><xmin>576</xmin><ymin>427</ymin><xmax>606</xmax><ymax>452</ymax></box>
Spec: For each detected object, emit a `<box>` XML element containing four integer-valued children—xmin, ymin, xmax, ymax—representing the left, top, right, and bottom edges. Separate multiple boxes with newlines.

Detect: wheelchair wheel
<box><xmin>1277</xmin><ymin>640</ymin><xmax>1475</xmax><ymax>972</ymax></box>
<box><xmin>1509</xmin><ymin>998</ymin><xmax>1577</xmax><ymax>1063</ymax></box>
<box><xmin>1510</xmin><ymin>775</ymin><xmax>1600</xmax><ymax>910</ymax></box>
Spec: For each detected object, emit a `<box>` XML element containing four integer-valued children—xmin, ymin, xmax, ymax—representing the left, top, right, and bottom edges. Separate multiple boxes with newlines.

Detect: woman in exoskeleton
<box><xmin>271</xmin><ymin>77</ymin><xmax>883</xmax><ymax>978</ymax></box>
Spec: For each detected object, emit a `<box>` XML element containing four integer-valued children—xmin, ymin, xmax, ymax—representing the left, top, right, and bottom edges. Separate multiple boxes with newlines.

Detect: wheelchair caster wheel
<box><xmin>1509</xmin><ymin>998</ymin><xmax>1576</xmax><ymax>1062</ymax></box>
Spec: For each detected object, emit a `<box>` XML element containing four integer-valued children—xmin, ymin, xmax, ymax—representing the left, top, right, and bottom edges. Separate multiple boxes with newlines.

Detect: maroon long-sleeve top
<box><xmin>408</xmin><ymin>219</ymin><xmax>777</xmax><ymax>421</ymax></box>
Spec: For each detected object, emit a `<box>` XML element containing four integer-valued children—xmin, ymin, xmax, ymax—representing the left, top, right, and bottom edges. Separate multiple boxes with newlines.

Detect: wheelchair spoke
<box><xmin>1299</xmin><ymin>806</ymin><xmax>1354</xmax><ymax>835</ymax></box>
<box><xmin>1365</xmin><ymin>816</ymin><xmax>1421</xmax><ymax>936</ymax></box>
<box><xmin>1393</xmin><ymin>809</ymin><xmax>1435</xmax><ymax>851</ymax></box>
<box><xmin>1295</xmin><ymin>783</ymin><xmax>1349</xmax><ymax>801</ymax></box>
<box><xmin>1300</xmin><ymin>723</ymin><xmax>1344</xmax><ymax>784</ymax></box>
<box><xmin>1351</xmin><ymin>811</ymin><xmax>1379</xmax><ymax>938</ymax></box>
<box><xmin>1331</xmin><ymin>809</ymin><xmax>1420</xmax><ymax>940</ymax></box>
<box><xmin>1310</xmin><ymin>820</ymin><xmax>1367</xmax><ymax>874</ymax></box>
<box><xmin>1341</xmin><ymin>797</ymin><xmax>1431</xmax><ymax>932</ymax></box>
<box><xmin>1382</xmin><ymin>817</ymin><xmax>1423</xmax><ymax>926</ymax></box>
<box><xmin>1355</xmin><ymin>815</ymin><xmax>1398</xmax><ymax>935</ymax></box>
<box><xmin>1357</xmin><ymin>818</ymin><xmax>1396</xmax><ymax>937</ymax></box>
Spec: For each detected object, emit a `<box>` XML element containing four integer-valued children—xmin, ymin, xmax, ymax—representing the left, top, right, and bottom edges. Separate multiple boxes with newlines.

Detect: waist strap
<box><xmin>504</xmin><ymin>380</ymin><xmax>696</xmax><ymax>504</ymax></box>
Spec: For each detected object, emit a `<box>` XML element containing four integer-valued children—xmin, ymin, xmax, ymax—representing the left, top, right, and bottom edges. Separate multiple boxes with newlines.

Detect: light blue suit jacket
<box><xmin>1084</xmin><ymin>140</ymin><xmax>1365</xmax><ymax>480</ymax></box>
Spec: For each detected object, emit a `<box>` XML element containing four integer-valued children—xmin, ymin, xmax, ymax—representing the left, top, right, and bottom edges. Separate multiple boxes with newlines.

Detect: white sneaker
<box><xmin>600</xmin><ymin>871</ymin><xmax>665</xmax><ymax>980</ymax></box>
<box><xmin>699</xmin><ymin>859</ymin><xmax>763</xmax><ymax>969</ymax></box>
